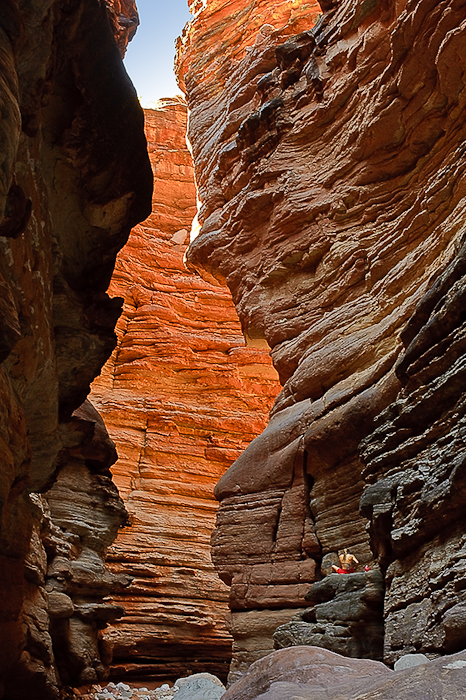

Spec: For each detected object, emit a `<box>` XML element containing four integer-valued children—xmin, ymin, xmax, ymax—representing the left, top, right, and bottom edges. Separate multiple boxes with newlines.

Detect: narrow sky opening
<box><xmin>124</xmin><ymin>0</ymin><xmax>192</xmax><ymax>107</ymax></box>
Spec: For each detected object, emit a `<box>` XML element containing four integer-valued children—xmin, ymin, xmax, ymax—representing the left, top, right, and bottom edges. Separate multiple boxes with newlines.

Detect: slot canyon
<box><xmin>89</xmin><ymin>97</ymin><xmax>280</xmax><ymax>684</ymax></box>
<box><xmin>1</xmin><ymin>1</ymin><xmax>466</xmax><ymax>699</ymax></box>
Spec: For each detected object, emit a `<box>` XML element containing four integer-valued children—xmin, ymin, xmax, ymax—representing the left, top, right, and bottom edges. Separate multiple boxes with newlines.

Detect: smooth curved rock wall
<box><xmin>90</xmin><ymin>98</ymin><xmax>280</xmax><ymax>683</ymax></box>
<box><xmin>0</xmin><ymin>1</ymin><xmax>152</xmax><ymax>697</ymax></box>
<box><xmin>178</xmin><ymin>0</ymin><xmax>466</xmax><ymax>677</ymax></box>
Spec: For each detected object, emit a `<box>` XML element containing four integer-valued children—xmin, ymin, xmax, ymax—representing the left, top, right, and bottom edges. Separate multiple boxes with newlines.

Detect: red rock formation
<box><xmin>178</xmin><ymin>0</ymin><xmax>466</xmax><ymax>679</ymax></box>
<box><xmin>105</xmin><ymin>0</ymin><xmax>140</xmax><ymax>56</ymax></box>
<box><xmin>0</xmin><ymin>1</ymin><xmax>152</xmax><ymax>697</ymax></box>
<box><xmin>90</xmin><ymin>98</ymin><xmax>280</xmax><ymax>683</ymax></box>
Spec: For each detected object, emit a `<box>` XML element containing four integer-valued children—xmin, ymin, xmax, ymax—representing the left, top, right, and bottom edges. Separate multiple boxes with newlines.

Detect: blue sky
<box><xmin>124</xmin><ymin>0</ymin><xmax>192</xmax><ymax>106</ymax></box>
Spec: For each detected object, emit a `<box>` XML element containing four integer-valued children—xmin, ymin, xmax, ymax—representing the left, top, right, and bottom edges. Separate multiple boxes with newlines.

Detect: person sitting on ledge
<box><xmin>332</xmin><ymin>548</ymin><xmax>359</xmax><ymax>574</ymax></box>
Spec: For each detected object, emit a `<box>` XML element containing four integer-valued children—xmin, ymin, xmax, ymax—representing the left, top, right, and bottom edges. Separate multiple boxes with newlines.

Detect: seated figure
<box><xmin>332</xmin><ymin>548</ymin><xmax>359</xmax><ymax>574</ymax></box>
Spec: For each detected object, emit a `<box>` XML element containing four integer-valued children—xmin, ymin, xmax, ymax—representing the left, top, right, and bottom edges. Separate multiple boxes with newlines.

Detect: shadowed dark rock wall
<box><xmin>274</xmin><ymin>569</ymin><xmax>384</xmax><ymax>660</ymax></box>
<box><xmin>178</xmin><ymin>0</ymin><xmax>466</xmax><ymax>677</ymax></box>
<box><xmin>361</xmin><ymin>238</ymin><xmax>466</xmax><ymax>663</ymax></box>
<box><xmin>0</xmin><ymin>0</ymin><xmax>152</xmax><ymax>697</ymax></box>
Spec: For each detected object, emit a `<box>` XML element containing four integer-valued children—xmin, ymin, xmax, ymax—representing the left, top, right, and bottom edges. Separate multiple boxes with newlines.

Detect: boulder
<box><xmin>223</xmin><ymin>647</ymin><xmax>466</xmax><ymax>700</ymax></box>
<box><xmin>175</xmin><ymin>673</ymin><xmax>225</xmax><ymax>700</ymax></box>
<box><xmin>221</xmin><ymin>646</ymin><xmax>390</xmax><ymax>700</ymax></box>
<box><xmin>393</xmin><ymin>654</ymin><xmax>429</xmax><ymax>671</ymax></box>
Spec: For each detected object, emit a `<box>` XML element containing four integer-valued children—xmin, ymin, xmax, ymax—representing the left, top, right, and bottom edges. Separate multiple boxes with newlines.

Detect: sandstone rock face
<box><xmin>90</xmin><ymin>99</ymin><xmax>280</xmax><ymax>683</ymax></box>
<box><xmin>105</xmin><ymin>0</ymin><xmax>140</xmax><ymax>56</ymax></box>
<box><xmin>178</xmin><ymin>0</ymin><xmax>466</xmax><ymax>675</ymax></box>
<box><xmin>0</xmin><ymin>1</ymin><xmax>151</xmax><ymax>697</ymax></box>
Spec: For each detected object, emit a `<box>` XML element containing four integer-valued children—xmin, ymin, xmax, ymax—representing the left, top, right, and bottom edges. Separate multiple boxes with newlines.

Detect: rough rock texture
<box><xmin>177</xmin><ymin>0</ymin><xmax>466</xmax><ymax>676</ymax></box>
<box><xmin>105</xmin><ymin>0</ymin><xmax>140</xmax><ymax>56</ymax></box>
<box><xmin>43</xmin><ymin>401</ymin><xmax>130</xmax><ymax>689</ymax></box>
<box><xmin>360</xmin><ymin>238</ymin><xmax>466</xmax><ymax>664</ymax></box>
<box><xmin>0</xmin><ymin>1</ymin><xmax>151</xmax><ymax>697</ymax></box>
<box><xmin>221</xmin><ymin>647</ymin><xmax>466</xmax><ymax>700</ymax></box>
<box><xmin>274</xmin><ymin>569</ymin><xmax>384</xmax><ymax>659</ymax></box>
<box><xmin>11</xmin><ymin>401</ymin><xmax>130</xmax><ymax>698</ymax></box>
<box><xmin>90</xmin><ymin>99</ymin><xmax>280</xmax><ymax>683</ymax></box>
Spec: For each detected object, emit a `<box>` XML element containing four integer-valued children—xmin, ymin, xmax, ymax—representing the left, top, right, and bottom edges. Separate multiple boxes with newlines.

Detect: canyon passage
<box><xmin>1</xmin><ymin>1</ymin><xmax>466</xmax><ymax>699</ymax></box>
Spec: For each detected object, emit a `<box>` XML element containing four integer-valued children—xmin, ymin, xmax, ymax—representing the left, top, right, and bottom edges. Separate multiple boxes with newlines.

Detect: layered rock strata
<box><xmin>360</xmin><ymin>237</ymin><xmax>466</xmax><ymax>663</ymax></box>
<box><xmin>0</xmin><ymin>1</ymin><xmax>151</xmax><ymax>697</ymax></box>
<box><xmin>178</xmin><ymin>0</ymin><xmax>466</xmax><ymax>676</ymax></box>
<box><xmin>274</xmin><ymin>569</ymin><xmax>384</xmax><ymax>659</ymax></box>
<box><xmin>90</xmin><ymin>99</ymin><xmax>280</xmax><ymax>683</ymax></box>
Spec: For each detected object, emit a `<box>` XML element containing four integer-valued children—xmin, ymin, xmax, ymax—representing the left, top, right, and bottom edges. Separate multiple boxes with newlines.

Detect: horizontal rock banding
<box><xmin>90</xmin><ymin>98</ymin><xmax>280</xmax><ymax>683</ymax></box>
<box><xmin>178</xmin><ymin>0</ymin><xmax>466</xmax><ymax>674</ymax></box>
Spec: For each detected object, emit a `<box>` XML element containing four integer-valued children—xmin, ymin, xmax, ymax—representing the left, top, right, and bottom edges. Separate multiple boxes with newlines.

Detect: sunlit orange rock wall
<box><xmin>178</xmin><ymin>0</ymin><xmax>466</xmax><ymax>680</ymax></box>
<box><xmin>105</xmin><ymin>0</ymin><xmax>140</xmax><ymax>56</ymax></box>
<box><xmin>90</xmin><ymin>98</ymin><xmax>280</xmax><ymax>683</ymax></box>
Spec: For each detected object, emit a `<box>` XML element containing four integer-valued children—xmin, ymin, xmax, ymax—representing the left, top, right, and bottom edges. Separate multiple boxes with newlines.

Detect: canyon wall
<box><xmin>178</xmin><ymin>0</ymin><xmax>466</xmax><ymax>679</ymax></box>
<box><xmin>0</xmin><ymin>1</ymin><xmax>152</xmax><ymax>697</ymax></box>
<box><xmin>90</xmin><ymin>98</ymin><xmax>280</xmax><ymax>684</ymax></box>
<box><xmin>105</xmin><ymin>0</ymin><xmax>140</xmax><ymax>55</ymax></box>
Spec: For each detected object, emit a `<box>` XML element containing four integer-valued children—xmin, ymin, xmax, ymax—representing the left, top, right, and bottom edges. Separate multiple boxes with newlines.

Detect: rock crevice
<box><xmin>90</xmin><ymin>98</ymin><xmax>280</xmax><ymax>684</ymax></box>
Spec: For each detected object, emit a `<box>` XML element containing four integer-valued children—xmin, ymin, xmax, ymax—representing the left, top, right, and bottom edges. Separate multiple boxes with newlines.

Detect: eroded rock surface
<box><xmin>178</xmin><ymin>0</ymin><xmax>466</xmax><ymax>675</ymax></box>
<box><xmin>0</xmin><ymin>1</ymin><xmax>151</xmax><ymax>697</ymax></box>
<box><xmin>43</xmin><ymin>401</ymin><xmax>130</xmax><ymax>689</ymax></box>
<box><xmin>222</xmin><ymin>646</ymin><xmax>391</xmax><ymax>700</ymax></box>
<box><xmin>221</xmin><ymin>646</ymin><xmax>466</xmax><ymax>700</ymax></box>
<box><xmin>360</xmin><ymin>238</ymin><xmax>466</xmax><ymax>664</ymax></box>
<box><xmin>105</xmin><ymin>0</ymin><xmax>140</xmax><ymax>55</ymax></box>
<box><xmin>73</xmin><ymin>650</ymin><xmax>466</xmax><ymax>700</ymax></box>
<box><xmin>90</xmin><ymin>99</ymin><xmax>280</xmax><ymax>683</ymax></box>
<box><xmin>12</xmin><ymin>401</ymin><xmax>130</xmax><ymax>698</ymax></box>
<box><xmin>274</xmin><ymin>569</ymin><xmax>384</xmax><ymax>659</ymax></box>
